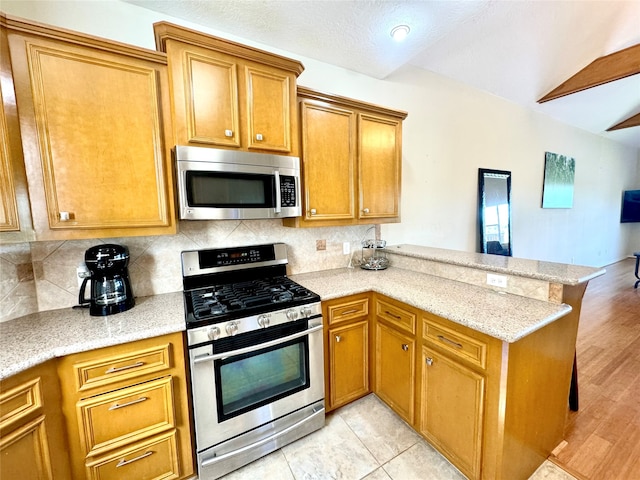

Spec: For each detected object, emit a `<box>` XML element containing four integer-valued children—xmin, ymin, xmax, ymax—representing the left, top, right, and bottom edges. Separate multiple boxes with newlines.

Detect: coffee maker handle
<box><xmin>78</xmin><ymin>277</ymin><xmax>90</xmax><ymax>306</ymax></box>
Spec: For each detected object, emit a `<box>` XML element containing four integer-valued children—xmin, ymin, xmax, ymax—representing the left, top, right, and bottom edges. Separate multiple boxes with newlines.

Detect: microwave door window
<box><xmin>187</xmin><ymin>171</ymin><xmax>275</xmax><ymax>208</ymax></box>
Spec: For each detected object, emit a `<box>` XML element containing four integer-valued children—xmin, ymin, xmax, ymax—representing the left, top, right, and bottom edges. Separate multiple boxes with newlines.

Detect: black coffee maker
<box><xmin>79</xmin><ymin>244</ymin><xmax>135</xmax><ymax>316</ymax></box>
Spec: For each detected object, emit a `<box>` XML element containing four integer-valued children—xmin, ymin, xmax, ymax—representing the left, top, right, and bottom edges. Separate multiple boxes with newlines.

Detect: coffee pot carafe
<box><xmin>79</xmin><ymin>244</ymin><xmax>135</xmax><ymax>316</ymax></box>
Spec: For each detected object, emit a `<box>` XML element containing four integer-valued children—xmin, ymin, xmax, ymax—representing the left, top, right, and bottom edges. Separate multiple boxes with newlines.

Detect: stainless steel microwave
<box><xmin>175</xmin><ymin>146</ymin><xmax>301</xmax><ymax>220</ymax></box>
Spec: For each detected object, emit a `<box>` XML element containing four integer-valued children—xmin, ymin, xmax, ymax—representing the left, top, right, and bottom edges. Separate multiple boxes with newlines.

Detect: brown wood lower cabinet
<box><xmin>420</xmin><ymin>345</ymin><xmax>485</xmax><ymax>480</ymax></box>
<box><xmin>84</xmin><ymin>430</ymin><xmax>181</xmax><ymax>480</ymax></box>
<box><xmin>374</xmin><ymin>321</ymin><xmax>416</xmax><ymax>425</ymax></box>
<box><xmin>323</xmin><ymin>294</ymin><xmax>371</xmax><ymax>411</ymax></box>
<box><xmin>57</xmin><ymin>332</ymin><xmax>194</xmax><ymax>480</ymax></box>
<box><xmin>0</xmin><ymin>361</ymin><xmax>72</xmax><ymax>480</ymax></box>
<box><xmin>373</xmin><ymin>295</ymin><xmax>418</xmax><ymax>426</ymax></box>
<box><xmin>324</xmin><ymin>293</ymin><xmax>580</xmax><ymax>480</ymax></box>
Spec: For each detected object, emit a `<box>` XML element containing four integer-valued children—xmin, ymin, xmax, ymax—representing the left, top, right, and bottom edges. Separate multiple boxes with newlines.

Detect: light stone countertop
<box><xmin>2</xmin><ymin>264</ymin><xmax>574</xmax><ymax>381</ymax></box>
<box><xmin>290</xmin><ymin>267</ymin><xmax>572</xmax><ymax>344</ymax></box>
<box><xmin>386</xmin><ymin>244</ymin><xmax>606</xmax><ymax>285</ymax></box>
<box><xmin>0</xmin><ymin>291</ymin><xmax>185</xmax><ymax>380</ymax></box>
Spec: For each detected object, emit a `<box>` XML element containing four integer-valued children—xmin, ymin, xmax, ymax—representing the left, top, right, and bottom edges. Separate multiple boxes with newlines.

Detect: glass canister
<box><xmin>359</xmin><ymin>239</ymin><xmax>389</xmax><ymax>270</ymax></box>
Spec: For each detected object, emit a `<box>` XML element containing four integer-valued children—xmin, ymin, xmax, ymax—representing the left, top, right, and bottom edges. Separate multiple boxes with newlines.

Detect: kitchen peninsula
<box><xmin>1</xmin><ymin>246</ymin><xmax>603</xmax><ymax>480</ymax></box>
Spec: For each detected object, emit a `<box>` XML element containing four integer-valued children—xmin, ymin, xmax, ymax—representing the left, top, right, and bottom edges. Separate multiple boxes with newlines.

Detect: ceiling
<box><xmin>125</xmin><ymin>0</ymin><xmax>640</xmax><ymax>149</ymax></box>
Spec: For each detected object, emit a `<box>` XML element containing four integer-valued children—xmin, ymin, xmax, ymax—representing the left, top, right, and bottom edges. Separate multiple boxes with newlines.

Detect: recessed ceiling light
<box><xmin>390</xmin><ymin>25</ymin><xmax>410</xmax><ymax>42</ymax></box>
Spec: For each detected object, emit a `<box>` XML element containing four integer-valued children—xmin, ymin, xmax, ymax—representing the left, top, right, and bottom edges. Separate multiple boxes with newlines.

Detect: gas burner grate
<box><xmin>187</xmin><ymin>276</ymin><xmax>316</xmax><ymax>322</ymax></box>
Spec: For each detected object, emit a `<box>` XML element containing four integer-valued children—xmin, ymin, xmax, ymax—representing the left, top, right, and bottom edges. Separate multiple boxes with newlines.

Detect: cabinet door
<box><xmin>0</xmin><ymin>362</ymin><xmax>72</xmax><ymax>480</ymax></box>
<box><xmin>328</xmin><ymin>320</ymin><xmax>369</xmax><ymax>409</ymax></box>
<box><xmin>421</xmin><ymin>346</ymin><xmax>485</xmax><ymax>480</ymax></box>
<box><xmin>0</xmin><ymin>83</ymin><xmax>19</xmax><ymax>233</ymax></box>
<box><xmin>375</xmin><ymin>322</ymin><xmax>415</xmax><ymax>424</ymax></box>
<box><xmin>245</xmin><ymin>65</ymin><xmax>294</xmax><ymax>153</ymax></box>
<box><xmin>0</xmin><ymin>24</ymin><xmax>34</xmax><ymax>242</ymax></box>
<box><xmin>166</xmin><ymin>41</ymin><xmax>240</xmax><ymax>148</ymax></box>
<box><xmin>8</xmin><ymin>31</ymin><xmax>175</xmax><ymax>240</ymax></box>
<box><xmin>358</xmin><ymin>113</ymin><xmax>401</xmax><ymax>219</ymax></box>
<box><xmin>300</xmin><ymin>101</ymin><xmax>356</xmax><ymax>221</ymax></box>
<box><xmin>0</xmin><ymin>416</ymin><xmax>53</xmax><ymax>480</ymax></box>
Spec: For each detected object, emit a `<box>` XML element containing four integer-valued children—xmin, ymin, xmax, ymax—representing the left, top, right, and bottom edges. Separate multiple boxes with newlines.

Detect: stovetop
<box><xmin>181</xmin><ymin>243</ymin><xmax>322</xmax><ymax>334</ymax></box>
<box><xmin>184</xmin><ymin>275</ymin><xmax>320</xmax><ymax>327</ymax></box>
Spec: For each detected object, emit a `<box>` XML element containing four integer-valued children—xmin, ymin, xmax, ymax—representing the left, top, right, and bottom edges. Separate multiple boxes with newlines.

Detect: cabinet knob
<box><xmin>335</xmin><ymin>335</ymin><xmax>342</xmax><ymax>343</ymax></box>
<box><xmin>59</xmin><ymin>211</ymin><xmax>71</xmax><ymax>221</ymax></box>
<box><xmin>256</xmin><ymin>133</ymin><xmax>264</xmax><ymax>141</ymax></box>
<box><xmin>224</xmin><ymin>129</ymin><xmax>233</xmax><ymax>137</ymax></box>
<box><xmin>425</xmin><ymin>357</ymin><xmax>434</xmax><ymax>366</ymax></box>
<box><xmin>362</xmin><ymin>208</ymin><xmax>370</xmax><ymax>214</ymax></box>
<box><xmin>310</xmin><ymin>209</ymin><xmax>317</xmax><ymax>215</ymax></box>
<box><xmin>402</xmin><ymin>344</ymin><xmax>409</xmax><ymax>351</ymax></box>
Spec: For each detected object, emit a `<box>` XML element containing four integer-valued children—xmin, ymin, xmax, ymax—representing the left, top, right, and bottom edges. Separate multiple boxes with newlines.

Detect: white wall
<box><xmin>2</xmin><ymin>0</ymin><xmax>638</xmax><ymax>267</ymax></box>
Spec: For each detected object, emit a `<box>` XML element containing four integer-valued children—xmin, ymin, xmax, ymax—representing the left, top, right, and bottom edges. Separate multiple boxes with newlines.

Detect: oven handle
<box><xmin>192</xmin><ymin>323</ymin><xmax>323</xmax><ymax>363</ymax></box>
<box><xmin>200</xmin><ymin>405</ymin><xmax>324</xmax><ymax>468</ymax></box>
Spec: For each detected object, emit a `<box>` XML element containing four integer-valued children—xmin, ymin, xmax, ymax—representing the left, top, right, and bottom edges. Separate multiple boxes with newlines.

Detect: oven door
<box><xmin>189</xmin><ymin>318</ymin><xmax>324</xmax><ymax>451</ymax></box>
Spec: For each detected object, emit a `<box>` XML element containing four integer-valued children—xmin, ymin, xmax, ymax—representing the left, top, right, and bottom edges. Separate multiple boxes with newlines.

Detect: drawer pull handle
<box><xmin>109</xmin><ymin>396</ymin><xmax>148</xmax><ymax>411</ymax></box>
<box><xmin>105</xmin><ymin>361</ymin><xmax>145</xmax><ymax>374</ymax></box>
<box><xmin>116</xmin><ymin>450</ymin><xmax>154</xmax><ymax>467</ymax></box>
<box><xmin>437</xmin><ymin>335</ymin><xmax>463</xmax><ymax>349</ymax></box>
<box><xmin>385</xmin><ymin>310</ymin><xmax>402</xmax><ymax>320</ymax></box>
<box><xmin>402</xmin><ymin>344</ymin><xmax>409</xmax><ymax>351</ymax></box>
<box><xmin>340</xmin><ymin>309</ymin><xmax>359</xmax><ymax>315</ymax></box>
<box><xmin>426</xmin><ymin>357</ymin><xmax>434</xmax><ymax>366</ymax></box>
<box><xmin>335</xmin><ymin>335</ymin><xmax>342</xmax><ymax>343</ymax></box>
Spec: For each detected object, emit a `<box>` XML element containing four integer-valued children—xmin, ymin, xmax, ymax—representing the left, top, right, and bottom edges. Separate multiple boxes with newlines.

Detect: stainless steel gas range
<box><xmin>181</xmin><ymin>243</ymin><xmax>325</xmax><ymax>480</ymax></box>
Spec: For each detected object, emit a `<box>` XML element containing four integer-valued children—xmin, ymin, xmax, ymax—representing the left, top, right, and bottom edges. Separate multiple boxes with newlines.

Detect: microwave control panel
<box><xmin>280</xmin><ymin>176</ymin><xmax>297</xmax><ymax>207</ymax></box>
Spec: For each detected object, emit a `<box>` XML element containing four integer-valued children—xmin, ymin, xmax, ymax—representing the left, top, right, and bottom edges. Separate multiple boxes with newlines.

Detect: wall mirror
<box><xmin>478</xmin><ymin>168</ymin><xmax>512</xmax><ymax>256</ymax></box>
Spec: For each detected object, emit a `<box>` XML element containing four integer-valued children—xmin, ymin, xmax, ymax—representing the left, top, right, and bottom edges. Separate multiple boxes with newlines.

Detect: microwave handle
<box><xmin>274</xmin><ymin>170</ymin><xmax>281</xmax><ymax>213</ymax></box>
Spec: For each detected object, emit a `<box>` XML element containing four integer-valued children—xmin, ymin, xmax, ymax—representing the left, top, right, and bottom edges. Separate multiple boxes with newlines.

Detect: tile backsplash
<box><xmin>0</xmin><ymin>220</ymin><xmax>374</xmax><ymax>322</ymax></box>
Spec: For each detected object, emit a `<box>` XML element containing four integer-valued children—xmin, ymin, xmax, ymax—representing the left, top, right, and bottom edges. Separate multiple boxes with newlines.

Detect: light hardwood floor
<box><xmin>550</xmin><ymin>257</ymin><xmax>640</xmax><ymax>480</ymax></box>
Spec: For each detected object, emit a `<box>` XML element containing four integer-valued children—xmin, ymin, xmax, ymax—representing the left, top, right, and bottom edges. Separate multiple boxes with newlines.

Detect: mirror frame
<box><xmin>478</xmin><ymin>168</ymin><xmax>512</xmax><ymax>256</ymax></box>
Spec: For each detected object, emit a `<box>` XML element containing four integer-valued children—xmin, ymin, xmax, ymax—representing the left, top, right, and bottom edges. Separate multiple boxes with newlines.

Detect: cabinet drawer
<box><xmin>375</xmin><ymin>298</ymin><xmax>416</xmax><ymax>334</ymax></box>
<box><xmin>72</xmin><ymin>343</ymin><xmax>172</xmax><ymax>393</ymax></box>
<box><xmin>85</xmin><ymin>430</ymin><xmax>180</xmax><ymax>480</ymax></box>
<box><xmin>423</xmin><ymin>320</ymin><xmax>487</xmax><ymax>370</ymax></box>
<box><xmin>327</xmin><ymin>297</ymin><xmax>369</xmax><ymax>325</ymax></box>
<box><xmin>0</xmin><ymin>377</ymin><xmax>41</xmax><ymax>430</ymax></box>
<box><xmin>77</xmin><ymin>376</ymin><xmax>175</xmax><ymax>457</ymax></box>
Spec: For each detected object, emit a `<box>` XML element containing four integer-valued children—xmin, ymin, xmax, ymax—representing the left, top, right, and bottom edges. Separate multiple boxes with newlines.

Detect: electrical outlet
<box><xmin>316</xmin><ymin>239</ymin><xmax>326</xmax><ymax>251</ymax></box>
<box><xmin>486</xmin><ymin>273</ymin><xmax>507</xmax><ymax>288</ymax></box>
<box><xmin>343</xmin><ymin>242</ymin><xmax>350</xmax><ymax>255</ymax></box>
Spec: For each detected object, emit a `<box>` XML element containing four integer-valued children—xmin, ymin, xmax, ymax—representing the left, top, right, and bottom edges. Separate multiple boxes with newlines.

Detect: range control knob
<box><xmin>257</xmin><ymin>315</ymin><xmax>270</xmax><ymax>328</ymax></box>
<box><xmin>300</xmin><ymin>306</ymin><xmax>313</xmax><ymax>318</ymax></box>
<box><xmin>286</xmin><ymin>309</ymin><xmax>299</xmax><ymax>321</ymax></box>
<box><xmin>207</xmin><ymin>326</ymin><xmax>221</xmax><ymax>341</ymax></box>
<box><xmin>225</xmin><ymin>321</ymin><xmax>239</xmax><ymax>336</ymax></box>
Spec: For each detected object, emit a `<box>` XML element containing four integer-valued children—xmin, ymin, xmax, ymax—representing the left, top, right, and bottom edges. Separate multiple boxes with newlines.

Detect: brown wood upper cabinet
<box><xmin>2</xmin><ymin>14</ymin><xmax>176</xmax><ymax>241</ymax></box>
<box><xmin>0</xmin><ymin>20</ymin><xmax>34</xmax><ymax>244</ymax></box>
<box><xmin>284</xmin><ymin>87</ymin><xmax>407</xmax><ymax>227</ymax></box>
<box><xmin>154</xmin><ymin>22</ymin><xmax>304</xmax><ymax>155</ymax></box>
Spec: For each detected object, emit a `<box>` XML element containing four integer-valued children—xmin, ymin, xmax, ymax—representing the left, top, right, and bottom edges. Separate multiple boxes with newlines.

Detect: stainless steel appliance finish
<box><xmin>175</xmin><ymin>145</ymin><xmax>301</xmax><ymax>220</ymax></box>
<box><xmin>181</xmin><ymin>243</ymin><xmax>325</xmax><ymax>480</ymax></box>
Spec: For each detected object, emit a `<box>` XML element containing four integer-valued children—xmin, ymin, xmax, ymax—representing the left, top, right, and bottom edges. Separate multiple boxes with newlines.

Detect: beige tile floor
<box><xmin>217</xmin><ymin>394</ymin><xmax>577</xmax><ymax>480</ymax></box>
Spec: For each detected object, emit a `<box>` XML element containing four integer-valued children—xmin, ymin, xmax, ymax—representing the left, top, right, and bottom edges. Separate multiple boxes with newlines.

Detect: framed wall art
<box><xmin>542</xmin><ymin>151</ymin><xmax>575</xmax><ymax>208</ymax></box>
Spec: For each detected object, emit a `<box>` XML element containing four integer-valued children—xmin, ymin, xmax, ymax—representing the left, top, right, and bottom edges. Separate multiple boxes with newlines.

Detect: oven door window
<box><xmin>186</xmin><ymin>171</ymin><xmax>275</xmax><ymax>208</ymax></box>
<box><xmin>214</xmin><ymin>336</ymin><xmax>310</xmax><ymax>421</ymax></box>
